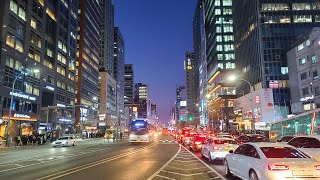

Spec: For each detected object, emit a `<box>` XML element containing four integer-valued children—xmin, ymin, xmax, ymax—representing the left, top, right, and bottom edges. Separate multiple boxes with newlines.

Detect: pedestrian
<box><xmin>17</xmin><ymin>136</ymin><xmax>22</xmax><ymax>146</ymax></box>
<box><xmin>32</xmin><ymin>135</ymin><xmax>36</xmax><ymax>145</ymax></box>
<box><xmin>120</xmin><ymin>132</ymin><xmax>123</xmax><ymax>140</ymax></box>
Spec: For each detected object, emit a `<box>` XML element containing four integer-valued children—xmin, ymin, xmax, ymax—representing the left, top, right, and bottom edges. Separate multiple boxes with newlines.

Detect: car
<box><xmin>224</xmin><ymin>142</ymin><xmax>320</xmax><ymax>180</ymax></box>
<box><xmin>189</xmin><ymin>135</ymin><xmax>207</xmax><ymax>151</ymax></box>
<box><xmin>236</xmin><ymin>134</ymin><xmax>269</xmax><ymax>144</ymax></box>
<box><xmin>201</xmin><ymin>138</ymin><xmax>238</xmax><ymax>161</ymax></box>
<box><xmin>276</xmin><ymin>135</ymin><xmax>295</xmax><ymax>143</ymax></box>
<box><xmin>182</xmin><ymin>134</ymin><xmax>192</xmax><ymax>146</ymax></box>
<box><xmin>287</xmin><ymin>136</ymin><xmax>320</xmax><ymax>161</ymax></box>
<box><xmin>53</xmin><ymin>136</ymin><xmax>76</xmax><ymax>147</ymax></box>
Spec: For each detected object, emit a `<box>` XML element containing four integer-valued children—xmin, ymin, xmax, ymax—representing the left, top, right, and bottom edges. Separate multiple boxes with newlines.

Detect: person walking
<box><xmin>120</xmin><ymin>131</ymin><xmax>123</xmax><ymax>140</ymax></box>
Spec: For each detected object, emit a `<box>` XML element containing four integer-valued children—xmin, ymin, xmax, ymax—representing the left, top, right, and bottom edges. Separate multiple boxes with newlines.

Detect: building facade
<box><xmin>99</xmin><ymin>69</ymin><xmax>117</xmax><ymax>130</ymax></box>
<box><xmin>193</xmin><ymin>0</ymin><xmax>207</xmax><ymax>127</ymax></box>
<box><xmin>287</xmin><ymin>28</ymin><xmax>320</xmax><ymax>114</ymax></box>
<box><xmin>175</xmin><ymin>86</ymin><xmax>187</xmax><ymax>127</ymax></box>
<box><xmin>204</xmin><ymin>0</ymin><xmax>236</xmax><ymax>130</ymax></box>
<box><xmin>113</xmin><ymin>27</ymin><xmax>125</xmax><ymax>130</ymax></box>
<box><xmin>233</xmin><ymin>0</ymin><xmax>320</xmax><ymax>119</ymax></box>
<box><xmin>134</xmin><ymin>83</ymin><xmax>149</xmax><ymax>119</ymax></box>
<box><xmin>184</xmin><ymin>51</ymin><xmax>197</xmax><ymax>124</ymax></box>
<box><xmin>124</xmin><ymin>64</ymin><xmax>134</xmax><ymax>122</ymax></box>
<box><xmin>0</xmin><ymin>0</ymin><xmax>78</xmax><ymax>137</ymax></box>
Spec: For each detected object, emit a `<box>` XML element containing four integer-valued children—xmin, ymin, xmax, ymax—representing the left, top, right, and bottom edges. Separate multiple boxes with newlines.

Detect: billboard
<box><xmin>180</xmin><ymin>101</ymin><xmax>187</xmax><ymax>107</ymax></box>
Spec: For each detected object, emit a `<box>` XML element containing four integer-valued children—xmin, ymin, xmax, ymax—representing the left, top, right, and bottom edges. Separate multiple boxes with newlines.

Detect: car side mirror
<box><xmin>229</xmin><ymin>150</ymin><xmax>234</xmax><ymax>153</ymax></box>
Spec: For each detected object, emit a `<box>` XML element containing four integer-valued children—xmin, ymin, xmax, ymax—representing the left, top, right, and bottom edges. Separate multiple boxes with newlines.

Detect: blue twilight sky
<box><xmin>114</xmin><ymin>0</ymin><xmax>197</xmax><ymax>122</ymax></box>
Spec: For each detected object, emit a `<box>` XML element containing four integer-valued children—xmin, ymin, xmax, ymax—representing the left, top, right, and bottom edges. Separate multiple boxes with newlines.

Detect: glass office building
<box><xmin>233</xmin><ymin>0</ymin><xmax>320</xmax><ymax>118</ymax></box>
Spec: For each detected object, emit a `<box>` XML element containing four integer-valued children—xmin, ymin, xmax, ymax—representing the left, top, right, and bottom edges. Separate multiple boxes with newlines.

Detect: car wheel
<box><xmin>72</xmin><ymin>142</ymin><xmax>75</xmax><ymax>146</ymax></box>
<box><xmin>53</xmin><ymin>145</ymin><xmax>56</xmax><ymax>148</ymax></box>
<box><xmin>249</xmin><ymin>170</ymin><xmax>259</xmax><ymax>180</ymax></box>
<box><xmin>224</xmin><ymin>160</ymin><xmax>232</xmax><ymax>177</ymax></box>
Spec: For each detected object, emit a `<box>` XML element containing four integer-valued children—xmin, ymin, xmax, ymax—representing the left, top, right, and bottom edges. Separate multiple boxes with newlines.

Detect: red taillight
<box><xmin>315</xmin><ymin>165</ymin><xmax>320</xmax><ymax>170</ymax></box>
<box><xmin>268</xmin><ymin>164</ymin><xmax>289</xmax><ymax>171</ymax></box>
<box><xmin>195</xmin><ymin>141</ymin><xmax>201</xmax><ymax>145</ymax></box>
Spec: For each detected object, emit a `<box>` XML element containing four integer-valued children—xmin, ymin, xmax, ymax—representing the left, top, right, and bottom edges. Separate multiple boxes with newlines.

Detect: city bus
<box><xmin>129</xmin><ymin>119</ymin><xmax>153</xmax><ymax>143</ymax></box>
<box><xmin>270</xmin><ymin>108</ymin><xmax>320</xmax><ymax>141</ymax></box>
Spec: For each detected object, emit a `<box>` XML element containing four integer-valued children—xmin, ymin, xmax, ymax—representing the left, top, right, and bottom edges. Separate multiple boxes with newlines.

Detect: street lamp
<box><xmin>5</xmin><ymin>69</ymin><xmax>39</xmax><ymax>146</ymax></box>
<box><xmin>228</xmin><ymin>75</ymin><xmax>256</xmax><ymax>134</ymax></box>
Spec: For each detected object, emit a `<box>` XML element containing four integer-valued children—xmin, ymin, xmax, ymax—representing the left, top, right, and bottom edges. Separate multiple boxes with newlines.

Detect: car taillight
<box><xmin>315</xmin><ymin>165</ymin><xmax>320</xmax><ymax>170</ymax></box>
<box><xmin>268</xmin><ymin>164</ymin><xmax>289</xmax><ymax>171</ymax></box>
<box><xmin>195</xmin><ymin>141</ymin><xmax>201</xmax><ymax>145</ymax></box>
<box><xmin>213</xmin><ymin>146</ymin><xmax>218</xmax><ymax>150</ymax></box>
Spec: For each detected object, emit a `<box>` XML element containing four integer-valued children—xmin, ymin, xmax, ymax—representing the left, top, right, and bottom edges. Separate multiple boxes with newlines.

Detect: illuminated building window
<box><xmin>262</xmin><ymin>3</ymin><xmax>289</xmax><ymax>11</ymax></box>
<box><xmin>33</xmin><ymin>87</ymin><xmax>39</xmax><ymax>96</ymax></box>
<box><xmin>215</xmin><ymin>9</ymin><xmax>221</xmax><ymax>15</ymax></box>
<box><xmin>214</xmin><ymin>0</ymin><xmax>220</xmax><ymax>6</ymax></box>
<box><xmin>43</xmin><ymin>59</ymin><xmax>53</xmax><ymax>69</ymax></box>
<box><xmin>57</xmin><ymin>53</ymin><xmax>66</xmax><ymax>64</ymax></box>
<box><xmin>68</xmin><ymin>73</ymin><xmax>75</xmax><ymax>81</ymax></box>
<box><xmin>58</xmin><ymin>41</ymin><xmax>67</xmax><ymax>53</ymax></box>
<box><xmin>25</xmin><ymin>83</ymin><xmax>33</xmax><ymax>94</ymax></box>
<box><xmin>292</xmin><ymin>3</ymin><xmax>311</xmax><ymax>10</ymax></box>
<box><xmin>30</xmin><ymin>32</ymin><xmax>41</xmax><ymax>48</ymax></box>
<box><xmin>29</xmin><ymin>47</ymin><xmax>41</xmax><ymax>62</ymax></box>
<box><xmin>6</xmin><ymin>34</ymin><xmax>15</xmax><ymax>48</ymax></box>
<box><xmin>298</xmin><ymin>58</ymin><xmax>306</xmax><ymax>65</ymax></box>
<box><xmin>9</xmin><ymin>0</ymin><xmax>26</xmax><ymax>21</ymax></box>
<box><xmin>46</xmin><ymin>8</ymin><xmax>56</xmax><ymax>21</ymax></box>
<box><xmin>226</xmin><ymin>62</ymin><xmax>235</xmax><ymax>69</ymax></box>
<box><xmin>38</xmin><ymin>0</ymin><xmax>44</xmax><ymax>6</ymax></box>
<box><xmin>57</xmin><ymin>65</ymin><xmax>66</xmax><ymax>76</ymax></box>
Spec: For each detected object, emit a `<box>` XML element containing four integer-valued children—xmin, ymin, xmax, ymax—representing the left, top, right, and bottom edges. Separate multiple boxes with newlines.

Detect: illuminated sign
<box><xmin>10</xmin><ymin>92</ymin><xmax>36</xmax><ymax>101</ymax></box>
<box><xmin>133</xmin><ymin>107</ymin><xmax>138</xmax><ymax>112</ymax></box>
<box><xmin>255</xmin><ymin>96</ymin><xmax>260</xmax><ymax>104</ymax></box>
<box><xmin>59</xmin><ymin>118</ymin><xmax>71</xmax><ymax>122</ymax></box>
<box><xmin>45</xmin><ymin>86</ymin><xmax>55</xmax><ymax>91</ymax></box>
<box><xmin>14</xmin><ymin>114</ymin><xmax>30</xmax><ymax>119</ymax></box>
<box><xmin>269</xmin><ymin>81</ymin><xmax>279</xmax><ymax>88</ymax></box>
<box><xmin>300</xmin><ymin>95</ymin><xmax>314</xmax><ymax>102</ymax></box>
<box><xmin>57</xmin><ymin>103</ymin><xmax>66</xmax><ymax>107</ymax></box>
<box><xmin>180</xmin><ymin>101</ymin><xmax>187</xmax><ymax>107</ymax></box>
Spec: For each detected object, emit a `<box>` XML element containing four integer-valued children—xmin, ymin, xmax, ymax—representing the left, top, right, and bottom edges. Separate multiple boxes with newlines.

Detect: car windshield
<box><xmin>214</xmin><ymin>140</ymin><xmax>236</xmax><ymax>144</ymax></box>
<box><xmin>261</xmin><ymin>147</ymin><xmax>310</xmax><ymax>158</ymax></box>
<box><xmin>281</xmin><ymin>136</ymin><xmax>294</xmax><ymax>142</ymax></box>
<box><xmin>58</xmin><ymin>137</ymin><xmax>69</xmax><ymax>140</ymax></box>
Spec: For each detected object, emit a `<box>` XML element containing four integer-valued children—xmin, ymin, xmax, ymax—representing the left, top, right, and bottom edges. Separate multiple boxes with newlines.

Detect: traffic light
<box><xmin>188</xmin><ymin>116</ymin><xmax>193</xmax><ymax>121</ymax></box>
<box><xmin>179</xmin><ymin>117</ymin><xmax>185</xmax><ymax>121</ymax></box>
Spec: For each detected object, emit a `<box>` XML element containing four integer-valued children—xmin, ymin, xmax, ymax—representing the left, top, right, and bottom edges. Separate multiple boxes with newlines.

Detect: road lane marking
<box><xmin>36</xmin><ymin>143</ymin><xmax>158</xmax><ymax>180</ymax></box>
<box><xmin>0</xmin><ymin>143</ymin><xmax>142</xmax><ymax>173</ymax></box>
<box><xmin>166</xmin><ymin>166</ymin><xmax>208</xmax><ymax>171</ymax></box>
<box><xmin>14</xmin><ymin>164</ymin><xmax>24</xmax><ymax>167</ymax></box>
<box><xmin>181</xmin><ymin>146</ymin><xmax>227</xmax><ymax>180</ymax></box>
<box><xmin>172</xmin><ymin>159</ymin><xmax>199</xmax><ymax>162</ymax></box>
<box><xmin>147</xmin><ymin>144</ymin><xmax>181</xmax><ymax>180</ymax></box>
<box><xmin>161</xmin><ymin>170</ymin><xmax>212</xmax><ymax>177</ymax></box>
<box><xmin>155</xmin><ymin>174</ymin><xmax>176</xmax><ymax>180</ymax></box>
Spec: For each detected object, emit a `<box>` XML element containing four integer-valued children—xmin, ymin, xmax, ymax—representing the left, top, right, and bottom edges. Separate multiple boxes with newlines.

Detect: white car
<box><xmin>224</xmin><ymin>143</ymin><xmax>320</xmax><ymax>180</ymax></box>
<box><xmin>53</xmin><ymin>136</ymin><xmax>76</xmax><ymax>147</ymax></box>
<box><xmin>201</xmin><ymin>138</ymin><xmax>238</xmax><ymax>161</ymax></box>
<box><xmin>287</xmin><ymin>136</ymin><xmax>320</xmax><ymax>161</ymax></box>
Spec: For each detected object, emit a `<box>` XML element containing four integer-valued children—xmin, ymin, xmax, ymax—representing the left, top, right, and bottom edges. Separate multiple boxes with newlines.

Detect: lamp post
<box><xmin>228</xmin><ymin>75</ymin><xmax>256</xmax><ymax>134</ymax></box>
<box><xmin>5</xmin><ymin>69</ymin><xmax>39</xmax><ymax>146</ymax></box>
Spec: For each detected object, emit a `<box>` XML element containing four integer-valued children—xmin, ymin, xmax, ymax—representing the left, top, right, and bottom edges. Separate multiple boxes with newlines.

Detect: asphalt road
<box><xmin>0</xmin><ymin>134</ymin><xmax>226</xmax><ymax>180</ymax></box>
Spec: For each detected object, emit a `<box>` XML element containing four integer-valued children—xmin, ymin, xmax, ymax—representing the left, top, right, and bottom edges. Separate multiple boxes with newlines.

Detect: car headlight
<box><xmin>129</xmin><ymin>134</ymin><xmax>134</xmax><ymax>138</ymax></box>
<box><xmin>144</xmin><ymin>134</ymin><xmax>149</xmax><ymax>138</ymax></box>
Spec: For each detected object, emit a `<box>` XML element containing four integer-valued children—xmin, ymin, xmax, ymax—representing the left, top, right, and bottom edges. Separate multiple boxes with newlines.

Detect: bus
<box><xmin>129</xmin><ymin>119</ymin><xmax>153</xmax><ymax>143</ymax></box>
<box><xmin>270</xmin><ymin>108</ymin><xmax>320</xmax><ymax>141</ymax></box>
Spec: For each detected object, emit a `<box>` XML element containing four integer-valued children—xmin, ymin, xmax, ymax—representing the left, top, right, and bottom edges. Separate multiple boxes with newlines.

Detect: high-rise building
<box><xmin>287</xmin><ymin>27</ymin><xmax>320</xmax><ymax>114</ymax></box>
<box><xmin>76</xmin><ymin>0</ymin><xmax>114</xmax><ymax>129</ymax></box>
<box><xmin>101</xmin><ymin>0</ymin><xmax>114</xmax><ymax>74</ymax></box>
<box><xmin>134</xmin><ymin>83</ymin><xmax>149</xmax><ymax>119</ymax></box>
<box><xmin>175</xmin><ymin>86</ymin><xmax>187</xmax><ymax>126</ymax></box>
<box><xmin>113</xmin><ymin>27</ymin><xmax>125</xmax><ymax>129</ymax></box>
<box><xmin>193</xmin><ymin>0</ymin><xmax>207</xmax><ymax>127</ymax></box>
<box><xmin>204</xmin><ymin>0</ymin><xmax>236</xmax><ymax>128</ymax></box>
<box><xmin>184</xmin><ymin>52</ymin><xmax>197</xmax><ymax>124</ymax></box>
<box><xmin>233</xmin><ymin>0</ymin><xmax>320</xmax><ymax>119</ymax></box>
<box><xmin>124</xmin><ymin>64</ymin><xmax>134</xmax><ymax>107</ymax></box>
<box><xmin>0</xmin><ymin>0</ymin><xmax>78</xmax><ymax>137</ymax></box>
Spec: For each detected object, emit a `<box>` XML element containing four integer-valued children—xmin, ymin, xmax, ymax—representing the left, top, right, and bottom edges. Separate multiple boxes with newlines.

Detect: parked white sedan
<box><xmin>201</xmin><ymin>138</ymin><xmax>238</xmax><ymax>161</ymax></box>
<box><xmin>287</xmin><ymin>136</ymin><xmax>320</xmax><ymax>161</ymax></box>
<box><xmin>224</xmin><ymin>143</ymin><xmax>320</xmax><ymax>180</ymax></box>
<box><xmin>53</xmin><ymin>136</ymin><xmax>76</xmax><ymax>147</ymax></box>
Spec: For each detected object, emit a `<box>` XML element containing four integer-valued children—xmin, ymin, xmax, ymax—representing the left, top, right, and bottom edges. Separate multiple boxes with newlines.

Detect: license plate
<box><xmin>224</xmin><ymin>148</ymin><xmax>233</xmax><ymax>151</ymax></box>
<box><xmin>136</xmin><ymin>140</ymin><xmax>141</xmax><ymax>142</ymax></box>
<box><xmin>292</xmin><ymin>170</ymin><xmax>313</xmax><ymax>176</ymax></box>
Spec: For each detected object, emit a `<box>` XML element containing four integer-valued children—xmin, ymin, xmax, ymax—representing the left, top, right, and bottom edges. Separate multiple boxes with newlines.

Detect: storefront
<box><xmin>1</xmin><ymin>110</ymin><xmax>38</xmax><ymax>137</ymax></box>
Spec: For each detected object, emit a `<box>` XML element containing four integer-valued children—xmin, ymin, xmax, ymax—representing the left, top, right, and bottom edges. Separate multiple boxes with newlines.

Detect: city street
<box><xmin>0</xmin><ymin>135</ymin><xmax>225</xmax><ymax>180</ymax></box>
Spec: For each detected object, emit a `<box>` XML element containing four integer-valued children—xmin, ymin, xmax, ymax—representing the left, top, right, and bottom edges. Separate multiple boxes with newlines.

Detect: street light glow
<box><xmin>33</xmin><ymin>69</ymin><xmax>40</xmax><ymax>73</ymax></box>
<box><xmin>228</xmin><ymin>74</ymin><xmax>237</xmax><ymax>82</ymax></box>
<box><xmin>206</xmin><ymin>94</ymin><xmax>211</xmax><ymax>99</ymax></box>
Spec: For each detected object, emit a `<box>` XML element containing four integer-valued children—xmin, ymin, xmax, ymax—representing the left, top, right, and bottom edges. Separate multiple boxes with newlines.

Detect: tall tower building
<box><xmin>204</xmin><ymin>0</ymin><xmax>236</xmax><ymax>128</ymax></box>
<box><xmin>184</xmin><ymin>52</ymin><xmax>197</xmax><ymax>124</ymax></box>
<box><xmin>76</xmin><ymin>0</ymin><xmax>114</xmax><ymax>128</ymax></box>
<box><xmin>114</xmin><ymin>27</ymin><xmax>125</xmax><ymax>129</ymax></box>
<box><xmin>134</xmin><ymin>83</ymin><xmax>149</xmax><ymax>119</ymax></box>
<box><xmin>124</xmin><ymin>64</ymin><xmax>134</xmax><ymax>107</ymax></box>
<box><xmin>233</xmin><ymin>0</ymin><xmax>320</xmax><ymax>118</ymax></box>
<box><xmin>0</xmin><ymin>0</ymin><xmax>78</xmax><ymax>137</ymax></box>
<box><xmin>193</xmin><ymin>0</ymin><xmax>207</xmax><ymax>127</ymax></box>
